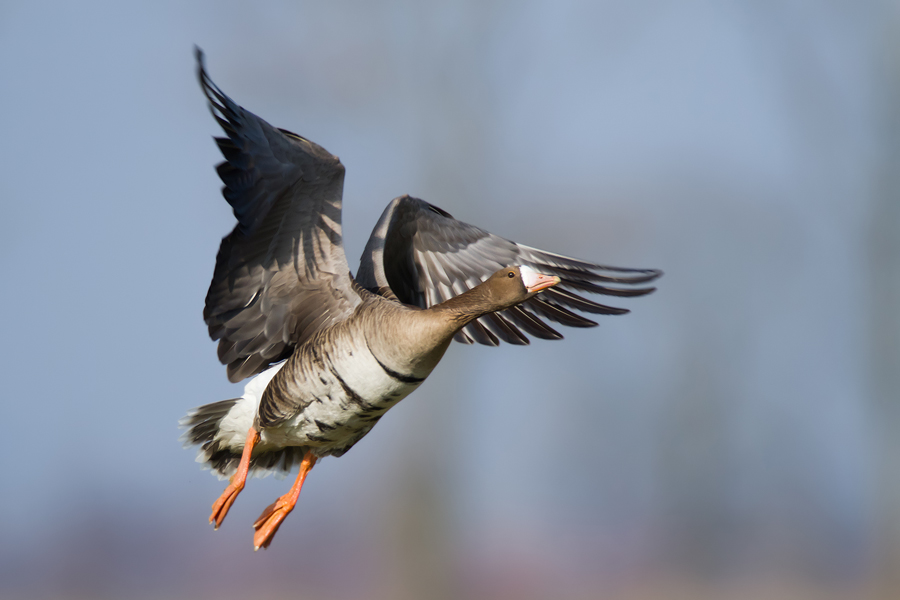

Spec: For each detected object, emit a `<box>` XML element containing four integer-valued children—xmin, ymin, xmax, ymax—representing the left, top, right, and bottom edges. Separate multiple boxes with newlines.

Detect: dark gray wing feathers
<box><xmin>198</xmin><ymin>46</ymin><xmax>658</xmax><ymax>377</ymax></box>
<box><xmin>357</xmin><ymin>195</ymin><xmax>660</xmax><ymax>346</ymax></box>
<box><xmin>197</xmin><ymin>49</ymin><xmax>360</xmax><ymax>382</ymax></box>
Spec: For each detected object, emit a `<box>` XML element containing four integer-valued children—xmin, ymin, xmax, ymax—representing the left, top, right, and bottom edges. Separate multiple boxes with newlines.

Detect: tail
<box><xmin>180</xmin><ymin>361</ymin><xmax>305</xmax><ymax>479</ymax></box>
<box><xmin>179</xmin><ymin>399</ymin><xmax>310</xmax><ymax>480</ymax></box>
<box><xmin>180</xmin><ymin>398</ymin><xmax>244</xmax><ymax>479</ymax></box>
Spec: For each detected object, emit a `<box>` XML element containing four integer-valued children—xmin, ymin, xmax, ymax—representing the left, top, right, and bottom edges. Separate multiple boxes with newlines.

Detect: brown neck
<box><xmin>429</xmin><ymin>284</ymin><xmax>500</xmax><ymax>327</ymax></box>
<box><xmin>365</xmin><ymin>286</ymin><xmax>500</xmax><ymax>375</ymax></box>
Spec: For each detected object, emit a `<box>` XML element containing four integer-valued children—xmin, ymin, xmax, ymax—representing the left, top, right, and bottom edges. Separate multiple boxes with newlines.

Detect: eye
<box><xmin>507</xmin><ymin>271</ymin><xmax>515</xmax><ymax>278</ymax></box>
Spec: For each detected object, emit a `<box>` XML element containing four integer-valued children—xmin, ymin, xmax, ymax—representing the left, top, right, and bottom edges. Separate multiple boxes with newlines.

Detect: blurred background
<box><xmin>1</xmin><ymin>1</ymin><xmax>897</xmax><ymax>599</ymax></box>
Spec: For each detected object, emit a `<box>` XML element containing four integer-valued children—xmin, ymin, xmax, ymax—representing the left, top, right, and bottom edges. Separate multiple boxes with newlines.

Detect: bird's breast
<box><xmin>259</xmin><ymin>323</ymin><xmax>426</xmax><ymax>456</ymax></box>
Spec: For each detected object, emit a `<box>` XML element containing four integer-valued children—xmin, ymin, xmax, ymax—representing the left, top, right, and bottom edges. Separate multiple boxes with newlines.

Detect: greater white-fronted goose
<box><xmin>181</xmin><ymin>49</ymin><xmax>661</xmax><ymax>550</ymax></box>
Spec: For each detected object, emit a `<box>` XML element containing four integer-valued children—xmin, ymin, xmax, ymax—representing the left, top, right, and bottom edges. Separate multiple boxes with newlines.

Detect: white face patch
<box><xmin>518</xmin><ymin>264</ymin><xmax>540</xmax><ymax>289</ymax></box>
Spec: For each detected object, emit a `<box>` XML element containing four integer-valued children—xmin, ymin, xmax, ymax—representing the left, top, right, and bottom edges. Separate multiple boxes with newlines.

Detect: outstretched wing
<box><xmin>197</xmin><ymin>49</ymin><xmax>361</xmax><ymax>382</ymax></box>
<box><xmin>357</xmin><ymin>195</ymin><xmax>660</xmax><ymax>346</ymax></box>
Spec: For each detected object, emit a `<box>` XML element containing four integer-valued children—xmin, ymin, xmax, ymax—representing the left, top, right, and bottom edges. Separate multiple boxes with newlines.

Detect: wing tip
<box><xmin>194</xmin><ymin>45</ymin><xmax>210</xmax><ymax>92</ymax></box>
<box><xmin>641</xmin><ymin>269</ymin><xmax>663</xmax><ymax>282</ymax></box>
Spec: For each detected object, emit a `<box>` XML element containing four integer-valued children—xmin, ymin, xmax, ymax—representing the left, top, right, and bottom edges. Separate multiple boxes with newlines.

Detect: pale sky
<box><xmin>0</xmin><ymin>1</ymin><xmax>889</xmax><ymax>597</ymax></box>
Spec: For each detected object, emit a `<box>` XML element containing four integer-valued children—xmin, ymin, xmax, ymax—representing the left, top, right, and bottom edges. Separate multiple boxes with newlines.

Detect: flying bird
<box><xmin>181</xmin><ymin>48</ymin><xmax>661</xmax><ymax>550</ymax></box>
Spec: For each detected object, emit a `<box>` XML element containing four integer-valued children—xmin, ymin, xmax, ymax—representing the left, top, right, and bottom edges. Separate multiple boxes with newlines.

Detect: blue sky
<box><xmin>0</xmin><ymin>1</ymin><xmax>891</xmax><ymax>598</ymax></box>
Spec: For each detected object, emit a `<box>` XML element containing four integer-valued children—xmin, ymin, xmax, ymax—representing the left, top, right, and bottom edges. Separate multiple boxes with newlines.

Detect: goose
<box><xmin>181</xmin><ymin>49</ymin><xmax>661</xmax><ymax>551</ymax></box>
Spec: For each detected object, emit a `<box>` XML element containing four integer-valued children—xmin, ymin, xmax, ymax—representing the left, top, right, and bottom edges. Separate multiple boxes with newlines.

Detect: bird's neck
<box><xmin>368</xmin><ymin>281</ymin><xmax>512</xmax><ymax>375</ymax></box>
<box><xmin>429</xmin><ymin>284</ymin><xmax>498</xmax><ymax>328</ymax></box>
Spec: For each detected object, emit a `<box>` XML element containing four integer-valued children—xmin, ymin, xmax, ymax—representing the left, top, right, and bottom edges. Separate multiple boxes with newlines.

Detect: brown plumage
<box><xmin>181</xmin><ymin>49</ymin><xmax>661</xmax><ymax>550</ymax></box>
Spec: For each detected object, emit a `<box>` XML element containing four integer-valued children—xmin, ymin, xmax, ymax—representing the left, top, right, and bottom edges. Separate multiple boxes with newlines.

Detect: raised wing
<box><xmin>357</xmin><ymin>195</ymin><xmax>660</xmax><ymax>346</ymax></box>
<box><xmin>197</xmin><ymin>49</ymin><xmax>361</xmax><ymax>382</ymax></box>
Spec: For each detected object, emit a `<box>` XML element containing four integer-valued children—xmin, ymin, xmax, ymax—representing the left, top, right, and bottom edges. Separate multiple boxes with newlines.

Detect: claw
<box><xmin>253</xmin><ymin>497</ymin><xmax>293</xmax><ymax>550</ymax></box>
<box><xmin>249</xmin><ymin>450</ymin><xmax>317</xmax><ymax>550</ymax></box>
<box><xmin>210</xmin><ymin>477</ymin><xmax>243</xmax><ymax>529</ymax></box>
<box><xmin>208</xmin><ymin>427</ymin><xmax>259</xmax><ymax>529</ymax></box>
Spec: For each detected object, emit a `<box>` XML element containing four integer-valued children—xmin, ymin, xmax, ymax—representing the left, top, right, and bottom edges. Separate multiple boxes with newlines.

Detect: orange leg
<box><xmin>209</xmin><ymin>427</ymin><xmax>260</xmax><ymax>529</ymax></box>
<box><xmin>252</xmin><ymin>450</ymin><xmax>317</xmax><ymax>550</ymax></box>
